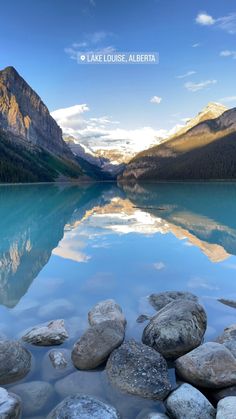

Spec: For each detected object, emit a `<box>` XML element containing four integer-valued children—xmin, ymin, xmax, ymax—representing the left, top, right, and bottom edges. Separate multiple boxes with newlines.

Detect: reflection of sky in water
<box><xmin>0</xmin><ymin>182</ymin><xmax>236</xmax><ymax>417</ymax></box>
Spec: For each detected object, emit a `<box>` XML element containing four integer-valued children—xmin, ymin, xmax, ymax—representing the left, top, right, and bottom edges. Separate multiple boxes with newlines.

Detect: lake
<box><xmin>0</xmin><ymin>182</ymin><xmax>236</xmax><ymax>417</ymax></box>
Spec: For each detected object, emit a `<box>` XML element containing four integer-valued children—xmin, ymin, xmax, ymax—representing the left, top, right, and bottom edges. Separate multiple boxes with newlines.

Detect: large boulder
<box><xmin>10</xmin><ymin>381</ymin><xmax>54</xmax><ymax>416</ymax></box>
<box><xmin>21</xmin><ymin>319</ymin><xmax>68</xmax><ymax>346</ymax></box>
<box><xmin>88</xmin><ymin>300</ymin><xmax>126</xmax><ymax>327</ymax></box>
<box><xmin>0</xmin><ymin>340</ymin><xmax>31</xmax><ymax>384</ymax></box>
<box><xmin>72</xmin><ymin>320</ymin><xmax>124</xmax><ymax>370</ymax></box>
<box><xmin>166</xmin><ymin>383</ymin><xmax>215</xmax><ymax>419</ymax></box>
<box><xmin>216</xmin><ymin>396</ymin><xmax>236</xmax><ymax>418</ymax></box>
<box><xmin>106</xmin><ymin>340</ymin><xmax>171</xmax><ymax>400</ymax></box>
<box><xmin>216</xmin><ymin>324</ymin><xmax>236</xmax><ymax>357</ymax></box>
<box><xmin>175</xmin><ymin>342</ymin><xmax>236</xmax><ymax>388</ymax></box>
<box><xmin>142</xmin><ymin>300</ymin><xmax>207</xmax><ymax>359</ymax></box>
<box><xmin>149</xmin><ymin>291</ymin><xmax>198</xmax><ymax>311</ymax></box>
<box><xmin>0</xmin><ymin>387</ymin><xmax>21</xmax><ymax>418</ymax></box>
<box><xmin>47</xmin><ymin>395</ymin><xmax>120</xmax><ymax>418</ymax></box>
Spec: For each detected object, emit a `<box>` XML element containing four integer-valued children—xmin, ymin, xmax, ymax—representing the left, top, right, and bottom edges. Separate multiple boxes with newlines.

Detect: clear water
<box><xmin>0</xmin><ymin>182</ymin><xmax>236</xmax><ymax>418</ymax></box>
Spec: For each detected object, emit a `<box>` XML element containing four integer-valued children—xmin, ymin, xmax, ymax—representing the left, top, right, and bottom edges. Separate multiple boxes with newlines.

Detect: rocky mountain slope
<box><xmin>120</xmin><ymin>103</ymin><xmax>236</xmax><ymax>181</ymax></box>
<box><xmin>0</xmin><ymin>66</ymin><xmax>88</xmax><ymax>182</ymax></box>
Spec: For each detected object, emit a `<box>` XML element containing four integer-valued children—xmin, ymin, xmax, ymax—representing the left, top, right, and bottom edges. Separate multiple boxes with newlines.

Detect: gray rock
<box><xmin>47</xmin><ymin>395</ymin><xmax>121</xmax><ymax>418</ymax></box>
<box><xmin>72</xmin><ymin>320</ymin><xmax>124</xmax><ymax>370</ymax></box>
<box><xmin>0</xmin><ymin>340</ymin><xmax>31</xmax><ymax>384</ymax></box>
<box><xmin>136</xmin><ymin>410</ymin><xmax>169</xmax><ymax>419</ymax></box>
<box><xmin>218</xmin><ymin>299</ymin><xmax>236</xmax><ymax>309</ymax></box>
<box><xmin>211</xmin><ymin>386</ymin><xmax>236</xmax><ymax>404</ymax></box>
<box><xmin>142</xmin><ymin>300</ymin><xmax>207</xmax><ymax>359</ymax></box>
<box><xmin>106</xmin><ymin>340</ymin><xmax>171</xmax><ymax>400</ymax></box>
<box><xmin>166</xmin><ymin>383</ymin><xmax>215</xmax><ymax>419</ymax></box>
<box><xmin>55</xmin><ymin>371</ymin><xmax>103</xmax><ymax>399</ymax></box>
<box><xmin>42</xmin><ymin>349</ymin><xmax>74</xmax><ymax>381</ymax></box>
<box><xmin>149</xmin><ymin>291</ymin><xmax>198</xmax><ymax>311</ymax></box>
<box><xmin>216</xmin><ymin>396</ymin><xmax>236</xmax><ymax>418</ymax></box>
<box><xmin>88</xmin><ymin>299</ymin><xmax>126</xmax><ymax>327</ymax></box>
<box><xmin>0</xmin><ymin>387</ymin><xmax>21</xmax><ymax>418</ymax></box>
<box><xmin>21</xmin><ymin>320</ymin><xmax>68</xmax><ymax>346</ymax></box>
<box><xmin>175</xmin><ymin>342</ymin><xmax>236</xmax><ymax>388</ymax></box>
<box><xmin>136</xmin><ymin>315</ymin><xmax>152</xmax><ymax>324</ymax></box>
<box><xmin>38</xmin><ymin>299</ymin><xmax>74</xmax><ymax>319</ymax></box>
<box><xmin>10</xmin><ymin>381</ymin><xmax>54</xmax><ymax>416</ymax></box>
<box><xmin>216</xmin><ymin>324</ymin><xmax>236</xmax><ymax>357</ymax></box>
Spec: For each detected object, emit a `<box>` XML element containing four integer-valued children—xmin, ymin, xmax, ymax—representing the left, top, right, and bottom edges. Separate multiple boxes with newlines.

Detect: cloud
<box><xmin>196</xmin><ymin>13</ymin><xmax>215</xmax><ymax>26</ymax></box>
<box><xmin>192</xmin><ymin>43</ymin><xmax>201</xmax><ymax>48</ymax></box>
<box><xmin>219</xmin><ymin>96</ymin><xmax>236</xmax><ymax>103</ymax></box>
<box><xmin>196</xmin><ymin>11</ymin><xmax>236</xmax><ymax>34</ymax></box>
<box><xmin>153</xmin><ymin>262</ymin><xmax>165</xmax><ymax>270</ymax></box>
<box><xmin>65</xmin><ymin>32</ymin><xmax>116</xmax><ymax>63</ymax></box>
<box><xmin>220</xmin><ymin>50</ymin><xmax>236</xmax><ymax>59</ymax></box>
<box><xmin>184</xmin><ymin>79</ymin><xmax>217</xmax><ymax>92</ymax></box>
<box><xmin>176</xmin><ymin>70</ymin><xmax>196</xmax><ymax>79</ymax></box>
<box><xmin>150</xmin><ymin>96</ymin><xmax>162</xmax><ymax>104</ymax></box>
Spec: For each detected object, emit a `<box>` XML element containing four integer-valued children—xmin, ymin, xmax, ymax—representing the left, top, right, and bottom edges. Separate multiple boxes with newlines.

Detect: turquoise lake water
<box><xmin>0</xmin><ymin>182</ymin><xmax>236</xmax><ymax>417</ymax></box>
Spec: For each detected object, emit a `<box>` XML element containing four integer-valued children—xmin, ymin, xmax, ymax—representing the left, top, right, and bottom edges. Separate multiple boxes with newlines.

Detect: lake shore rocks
<box><xmin>148</xmin><ymin>291</ymin><xmax>198</xmax><ymax>311</ymax></box>
<box><xmin>166</xmin><ymin>383</ymin><xmax>215</xmax><ymax>419</ymax></box>
<box><xmin>42</xmin><ymin>349</ymin><xmax>74</xmax><ymax>381</ymax></box>
<box><xmin>88</xmin><ymin>299</ymin><xmax>126</xmax><ymax>327</ymax></box>
<box><xmin>142</xmin><ymin>300</ymin><xmax>207</xmax><ymax>359</ymax></box>
<box><xmin>216</xmin><ymin>396</ymin><xmax>236</xmax><ymax>418</ymax></box>
<box><xmin>106</xmin><ymin>340</ymin><xmax>171</xmax><ymax>400</ymax></box>
<box><xmin>10</xmin><ymin>380</ymin><xmax>54</xmax><ymax>416</ymax></box>
<box><xmin>72</xmin><ymin>320</ymin><xmax>125</xmax><ymax>370</ymax></box>
<box><xmin>136</xmin><ymin>410</ymin><xmax>169</xmax><ymax>418</ymax></box>
<box><xmin>21</xmin><ymin>319</ymin><xmax>68</xmax><ymax>346</ymax></box>
<box><xmin>216</xmin><ymin>324</ymin><xmax>236</xmax><ymax>358</ymax></box>
<box><xmin>211</xmin><ymin>385</ymin><xmax>236</xmax><ymax>404</ymax></box>
<box><xmin>0</xmin><ymin>340</ymin><xmax>31</xmax><ymax>384</ymax></box>
<box><xmin>47</xmin><ymin>395</ymin><xmax>121</xmax><ymax>418</ymax></box>
<box><xmin>175</xmin><ymin>342</ymin><xmax>236</xmax><ymax>388</ymax></box>
<box><xmin>0</xmin><ymin>387</ymin><xmax>22</xmax><ymax>418</ymax></box>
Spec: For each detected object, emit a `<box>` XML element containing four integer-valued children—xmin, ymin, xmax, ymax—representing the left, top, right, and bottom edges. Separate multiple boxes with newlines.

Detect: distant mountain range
<box><xmin>120</xmin><ymin>103</ymin><xmax>236</xmax><ymax>181</ymax></box>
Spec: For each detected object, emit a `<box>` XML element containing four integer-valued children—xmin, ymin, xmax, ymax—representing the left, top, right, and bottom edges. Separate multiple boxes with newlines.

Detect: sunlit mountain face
<box><xmin>1</xmin><ymin>182</ymin><xmax>236</xmax><ymax>308</ymax></box>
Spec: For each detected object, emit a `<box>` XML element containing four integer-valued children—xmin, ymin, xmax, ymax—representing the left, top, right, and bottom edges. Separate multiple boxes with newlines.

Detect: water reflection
<box><xmin>1</xmin><ymin>182</ymin><xmax>236</xmax><ymax>308</ymax></box>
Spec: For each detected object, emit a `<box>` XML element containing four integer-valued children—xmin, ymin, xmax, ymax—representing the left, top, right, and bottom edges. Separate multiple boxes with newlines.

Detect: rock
<box><xmin>142</xmin><ymin>300</ymin><xmax>207</xmax><ymax>359</ymax></box>
<box><xmin>211</xmin><ymin>386</ymin><xmax>236</xmax><ymax>404</ymax></box>
<box><xmin>0</xmin><ymin>340</ymin><xmax>31</xmax><ymax>384</ymax></box>
<box><xmin>136</xmin><ymin>315</ymin><xmax>152</xmax><ymax>324</ymax></box>
<box><xmin>10</xmin><ymin>381</ymin><xmax>54</xmax><ymax>416</ymax></box>
<box><xmin>218</xmin><ymin>299</ymin><xmax>236</xmax><ymax>309</ymax></box>
<box><xmin>55</xmin><ymin>371</ymin><xmax>103</xmax><ymax>399</ymax></box>
<box><xmin>106</xmin><ymin>340</ymin><xmax>171</xmax><ymax>400</ymax></box>
<box><xmin>136</xmin><ymin>410</ymin><xmax>169</xmax><ymax>419</ymax></box>
<box><xmin>0</xmin><ymin>387</ymin><xmax>21</xmax><ymax>418</ymax></box>
<box><xmin>216</xmin><ymin>396</ymin><xmax>236</xmax><ymax>418</ymax></box>
<box><xmin>216</xmin><ymin>324</ymin><xmax>236</xmax><ymax>357</ymax></box>
<box><xmin>21</xmin><ymin>320</ymin><xmax>68</xmax><ymax>346</ymax></box>
<box><xmin>38</xmin><ymin>299</ymin><xmax>74</xmax><ymax>319</ymax></box>
<box><xmin>166</xmin><ymin>383</ymin><xmax>215</xmax><ymax>419</ymax></box>
<box><xmin>72</xmin><ymin>320</ymin><xmax>124</xmax><ymax>370</ymax></box>
<box><xmin>47</xmin><ymin>395</ymin><xmax>121</xmax><ymax>418</ymax></box>
<box><xmin>175</xmin><ymin>342</ymin><xmax>236</xmax><ymax>388</ymax></box>
<box><xmin>148</xmin><ymin>291</ymin><xmax>198</xmax><ymax>311</ymax></box>
<box><xmin>88</xmin><ymin>299</ymin><xmax>126</xmax><ymax>327</ymax></box>
<box><xmin>42</xmin><ymin>349</ymin><xmax>74</xmax><ymax>381</ymax></box>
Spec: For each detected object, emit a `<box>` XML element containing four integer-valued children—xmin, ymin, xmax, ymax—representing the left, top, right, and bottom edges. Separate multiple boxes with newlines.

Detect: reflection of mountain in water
<box><xmin>0</xmin><ymin>183</ymin><xmax>116</xmax><ymax>308</ymax></box>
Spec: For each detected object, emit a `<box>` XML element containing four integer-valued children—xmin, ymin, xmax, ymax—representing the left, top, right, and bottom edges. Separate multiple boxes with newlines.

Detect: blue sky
<box><xmin>1</xmin><ymin>0</ymin><xmax>236</xmax><ymax>145</ymax></box>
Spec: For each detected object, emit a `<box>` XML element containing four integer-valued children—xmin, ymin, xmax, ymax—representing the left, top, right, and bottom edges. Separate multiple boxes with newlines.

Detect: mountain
<box><xmin>120</xmin><ymin>103</ymin><xmax>236</xmax><ymax>181</ymax></box>
<box><xmin>0</xmin><ymin>66</ymin><xmax>87</xmax><ymax>182</ymax></box>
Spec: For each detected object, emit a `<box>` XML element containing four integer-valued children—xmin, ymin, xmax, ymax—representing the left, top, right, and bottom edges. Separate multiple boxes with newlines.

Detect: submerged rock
<box><xmin>0</xmin><ymin>387</ymin><xmax>21</xmax><ymax>418</ymax></box>
<box><xmin>166</xmin><ymin>383</ymin><xmax>215</xmax><ymax>419</ymax></box>
<box><xmin>216</xmin><ymin>324</ymin><xmax>236</xmax><ymax>357</ymax></box>
<box><xmin>42</xmin><ymin>349</ymin><xmax>74</xmax><ymax>381</ymax></box>
<box><xmin>47</xmin><ymin>395</ymin><xmax>121</xmax><ymax>418</ymax></box>
<box><xmin>72</xmin><ymin>320</ymin><xmax>124</xmax><ymax>370</ymax></box>
<box><xmin>218</xmin><ymin>299</ymin><xmax>236</xmax><ymax>309</ymax></box>
<box><xmin>0</xmin><ymin>340</ymin><xmax>31</xmax><ymax>384</ymax></box>
<box><xmin>136</xmin><ymin>314</ymin><xmax>152</xmax><ymax>324</ymax></box>
<box><xmin>88</xmin><ymin>299</ymin><xmax>126</xmax><ymax>327</ymax></box>
<box><xmin>10</xmin><ymin>380</ymin><xmax>54</xmax><ymax>416</ymax></box>
<box><xmin>216</xmin><ymin>396</ymin><xmax>236</xmax><ymax>418</ymax></box>
<box><xmin>148</xmin><ymin>291</ymin><xmax>198</xmax><ymax>311</ymax></box>
<box><xmin>38</xmin><ymin>299</ymin><xmax>74</xmax><ymax>319</ymax></box>
<box><xmin>106</xmin><ymin>340</ymin><xmax>171</xmax><ymax>400</ymax></box>
<box><xmin>21</xmin><ymin>319</ymin><xmax>68</xmax><ymax>346</ymax></box>
<box><xmin>175</xmin><ymin>342</ymin><xmax>236</xmax><ymax>388</ymax></box>
<box><xmin>55</xmin><ymin>371</ymin><xmax>103</xmax><ymax>399</ymax></box>
<box><xmin>136</xmin><ymin>410</ymin><xmax>169</xmax><ymax>419</ymax></box>
<box><xmin>142</xmin><ymin>300</ymin><xmax>207</xmax><ymax>358</ymax></box>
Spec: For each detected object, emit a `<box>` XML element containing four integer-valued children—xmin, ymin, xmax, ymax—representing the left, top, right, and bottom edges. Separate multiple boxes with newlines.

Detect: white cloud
<box><xmin>65</xmin><ymin>32</ymin><xmax>116</xmax><ymax>63</ymax></box>
<box><xmin>196</xmin><ymin>13</ymin><xmax>215</xmax><ymax>26</ymax></box>
<box><xmin>150</xmin><ymin>96</ymin><xmax>162</xmax><ymax>104</ymax></box>
<box><xmin>184</xmin><ymin>79</ymin><xmax>217</xmax><ymax>92</ymax></box>
<box><xmin>219</xmin><ymin>96</ymin><xmax>236</xmax><ymax>103</ymax></box>
<box><xmin>153</xmin><ymin>262</ymin><xmax>165</xmax><ymax>270</ymax></box>
<box><xmin>176</xmin><ymin>71</ymin><xmax>196</xmax><ymax>79</ymax></box>
<box><xmin>192</xmin><ymin>43</ymin><xmax>201</xmax><ymax>48</ymax></box>
<box><xmin>220</xmin><ymin>50</ymin><xmax>236</xmax><ymax>59</ymax></box>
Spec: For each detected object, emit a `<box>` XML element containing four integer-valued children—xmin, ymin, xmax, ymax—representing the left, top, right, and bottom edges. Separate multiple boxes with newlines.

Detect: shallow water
<box><xmin>0</xmin><ymin>182</ymin><xmax>236</xmax><ymax>418</ymax></box>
